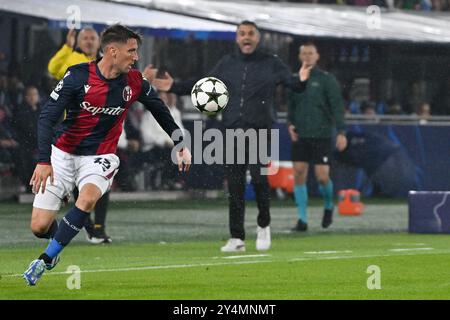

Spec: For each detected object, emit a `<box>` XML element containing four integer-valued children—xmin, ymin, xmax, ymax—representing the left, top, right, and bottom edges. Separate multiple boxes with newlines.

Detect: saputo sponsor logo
<box><xmin>80</xmin><ymin>101</ymin><xmax>125</xmax><ymax>116</ymax></box>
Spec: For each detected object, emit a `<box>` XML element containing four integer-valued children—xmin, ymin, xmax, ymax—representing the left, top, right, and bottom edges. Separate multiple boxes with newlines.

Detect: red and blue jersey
<box><xmin>38</xmin><ymin>60</ymin><xmax>182</xmax><ymax>163</ymax></box>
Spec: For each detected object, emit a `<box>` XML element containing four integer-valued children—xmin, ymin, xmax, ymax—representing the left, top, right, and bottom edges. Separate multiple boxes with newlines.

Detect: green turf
<box><xmin>1</xmin><ymin>199</ymin><xmax>449</xmax><ymax>299</ymax></box>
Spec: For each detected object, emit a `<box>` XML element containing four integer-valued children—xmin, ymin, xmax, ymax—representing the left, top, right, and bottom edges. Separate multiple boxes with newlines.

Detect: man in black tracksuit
<box><xmin>149</xmin><ymin>21</ymin><xmax>306</xmax><ymax>252</ymax></box>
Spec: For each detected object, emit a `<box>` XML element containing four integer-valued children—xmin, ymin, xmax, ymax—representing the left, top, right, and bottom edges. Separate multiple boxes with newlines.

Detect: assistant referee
<box><xmin>288</xmin><ymin>42</ymin><xmax>347</xmax><ymax>232</ymax></box>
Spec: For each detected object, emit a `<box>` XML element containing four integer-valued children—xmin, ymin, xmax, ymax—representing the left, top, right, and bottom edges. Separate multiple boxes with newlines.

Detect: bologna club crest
<box><xmin>122</xmin><ymin>86</ymin><xmax>132</xmax><ymax>102</ymax></box>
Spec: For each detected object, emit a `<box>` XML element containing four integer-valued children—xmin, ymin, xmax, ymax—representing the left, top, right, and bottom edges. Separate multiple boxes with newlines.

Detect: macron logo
<box><xmin>84</xmin><ymin>85</ymin><xmax>91</xmax><ymax>93</ymax></box>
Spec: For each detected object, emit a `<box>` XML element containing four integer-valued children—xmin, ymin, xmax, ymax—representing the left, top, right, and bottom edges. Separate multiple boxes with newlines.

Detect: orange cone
<box><xmin>338</xmin><ymin>189</ymin><xmax>364</xmax><ymax>216</ymax></box>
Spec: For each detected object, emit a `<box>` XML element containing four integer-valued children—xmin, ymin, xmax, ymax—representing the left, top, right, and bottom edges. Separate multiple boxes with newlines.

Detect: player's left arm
<box><xmin>138</xmin><ymin>77</ymin><xmax>191</xmax><ymax>171</ymax></box>
<box><xmin>325</xmin><ymin>74</ymin><xmax>347</xmax><ymax>151</ymax></box>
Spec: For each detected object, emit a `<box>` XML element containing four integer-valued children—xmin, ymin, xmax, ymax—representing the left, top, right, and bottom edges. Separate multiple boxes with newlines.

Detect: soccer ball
<box><xmin>190</xmin><ymin>77</ymin><xmax>229</xmax><ymax>115</ymax></box>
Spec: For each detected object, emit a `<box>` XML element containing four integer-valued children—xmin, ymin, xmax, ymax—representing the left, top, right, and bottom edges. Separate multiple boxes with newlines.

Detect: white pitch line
<box><xmin>304</xmin><ymin>250</ymin><xmax>353</xmax><ymax>255</ymax></box>
<box><xmin>389</xmin><ymin>247</ymin><xmax>434</xmax><ymax>252</ymax></box>
<box><xmin>3</xmin><ymin>249</ymin><xmax>448</xmax><ymax>279</ymax></box>
<box><xmin>392</xmin><ymin>243</ymin><xmax>428</xmax><ymax>246</ymax></box>
<box><xmin>290</xmin><ymin>254</ymin><xmax>386</xmax><ymax>262</ymax></box>
<box><xmin>3</xmin><ymin>260</ymin><xmax>274</xmax><ymax>278</ymax></box>
<box><xmin>222</xmin><ymin>254</ymin><xmax>270</xmax><ymax>259</ymax></box>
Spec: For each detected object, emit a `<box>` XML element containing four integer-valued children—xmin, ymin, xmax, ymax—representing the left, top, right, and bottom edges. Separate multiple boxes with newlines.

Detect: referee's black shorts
<box><xmin>291</xmin><ymin>137</ymin><xmax>332</xmax><ymax>165</ymax></box>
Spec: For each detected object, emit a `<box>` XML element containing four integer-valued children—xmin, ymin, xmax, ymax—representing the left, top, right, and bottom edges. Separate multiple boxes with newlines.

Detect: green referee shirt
<box><xmin>288</xmin><ymin>67</ymin><xmax>346</xmax><ymax>138</ymax></box>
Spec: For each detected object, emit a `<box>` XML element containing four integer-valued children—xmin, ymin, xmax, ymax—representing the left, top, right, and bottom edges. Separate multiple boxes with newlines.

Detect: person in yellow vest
<box><xmin>48</xmin><ymin>28</ymin><xmax>99</xmax><ymax>80</ymax></box>
<box><xmin>47</xmin><ymin>28</ymin><xmax>112</xmax><ymax>244</ymax></box>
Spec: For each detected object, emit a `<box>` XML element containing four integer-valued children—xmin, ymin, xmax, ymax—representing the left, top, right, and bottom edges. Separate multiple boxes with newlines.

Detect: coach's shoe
<box><xmin>291</xmin><ymin>219</ymin><xmax>308</xmax><ymax>232</ymax></box>
<box><xmin>221</xmin><ymin>238</ymin><xmax>246</xmax><ymax>252</ymax></box>
<box><xmin>23</xmin><ymin>259</ymin><xmax>46</xmax><ymax>286</ymax></box>
<box><xmin>322</xmin><ymin>208</ymin><xmax>334</xmax><ymax>229</ymax></box>
<box><xmin>256</xmin><ymin>226</ymin><xmax>271</xmax><ymax>251</ymax></box>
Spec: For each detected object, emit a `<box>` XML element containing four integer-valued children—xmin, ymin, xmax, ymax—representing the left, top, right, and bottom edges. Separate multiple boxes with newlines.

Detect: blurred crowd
<box><xmin>0</xmin><ymin>68</ymin><xmax>441</xmax><ymax>192</ymax></box>
<box><xmin>0</xmin><ymin>0</ymin><xmax>448</xmax><ymax>192</ymax></box>
<box><xmin>346</xmin><ymin>99</ymin><xmax>432</xmax><ymax>119</ymax></box>
<box><xmin>271</xmin><ymin>0</ymin><xmax>450</xmax><ymax>11</ymax></box>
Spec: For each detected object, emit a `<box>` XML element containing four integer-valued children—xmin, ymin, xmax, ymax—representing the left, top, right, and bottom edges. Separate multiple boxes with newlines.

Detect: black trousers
<box><xmin>224</xmin><ymin>129</ymin><xmax>271</xmax><ymax>240</ymax></box>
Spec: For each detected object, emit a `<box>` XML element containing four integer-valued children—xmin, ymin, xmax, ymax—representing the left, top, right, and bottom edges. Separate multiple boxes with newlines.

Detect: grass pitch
<box><xmin>1</xmin><ymin>198</ymin><xmax>449</xmax><ymax>299</ymax></box>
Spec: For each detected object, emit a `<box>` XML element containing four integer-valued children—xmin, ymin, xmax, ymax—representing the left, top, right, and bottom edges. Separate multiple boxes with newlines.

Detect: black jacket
<box><xmin>170</xmin><ymin>50</ymin><xmax>305</xmax><ymax>129</ymax></box>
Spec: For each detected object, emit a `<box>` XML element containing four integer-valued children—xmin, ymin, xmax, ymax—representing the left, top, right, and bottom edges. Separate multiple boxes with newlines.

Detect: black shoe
<box><xmin>85</xmin><ymin>222</ymin><xmax>112</xmax><ymax>244</ymax></box>
<box><xmin>94</xmin><ymin>228</ymin><xmax>112</xmax><ymax>244</ymax></box>
<box><xmin>91</xmin><ymin>227</ymin><xmax>112</xmax><ymax>244</ymax></box>
<box><xmin>322</xmin><ymin>208</ymin><xmax>334</xmax><ymax>229</ymax></box>
<box><xmin>84</xmin><ymin>217</ymin><xmax>95</xmax><ymax>238</ymax></box>
<box><xmin>291</xmin><ymin>219</ymin><xmax>308</xmax><ymax>232</ymax></box>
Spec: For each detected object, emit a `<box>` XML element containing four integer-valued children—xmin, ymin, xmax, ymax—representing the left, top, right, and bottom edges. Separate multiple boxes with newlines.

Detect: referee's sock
<box><xmin>43</xmin><ymin>206</ymin><xmax>90</xmax><ymax>259</ymax></box>
<box><xmin>319</xmin><ymin>180</ymin><xmax>334</xmax><ymax>210</ymax></box>
<box><xmin>294</xmin><ymin>184</ymin><xmax>308</xmax><ymax>223</ymax></box>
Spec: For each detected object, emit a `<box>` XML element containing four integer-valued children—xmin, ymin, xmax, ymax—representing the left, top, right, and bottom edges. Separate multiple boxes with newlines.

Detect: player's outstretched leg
<box><xmin>23</xmin><ymin>184</ymin><xmax>101</xmax><ymax>286</ymax></box>
<box><xmin>23</xmin><ymin>205</ymin><xmax>90</xmax><ymax>286</ymax></box>
<box><xmin>23</xmin><ymin>207</ymin><xmax>61</xmax><ymax>285</ymax></box>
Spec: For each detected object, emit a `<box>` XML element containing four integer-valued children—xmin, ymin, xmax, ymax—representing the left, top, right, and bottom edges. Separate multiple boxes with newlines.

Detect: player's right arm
<box><xmin>148</xmin><ymin>56</ymin><xmax>228</xmax><ymax>95</ymax></box>
<box><xmin>31</xmin><ymin>69</ymin><xmax>78</xmax><ymax>194</ymax></box>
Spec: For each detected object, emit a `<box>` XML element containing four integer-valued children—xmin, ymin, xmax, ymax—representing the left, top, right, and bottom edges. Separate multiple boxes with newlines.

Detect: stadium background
<box><xmin>0</xmin><ymin>0</ymin><xmax>449</xmax><ymax>200</ymax></box>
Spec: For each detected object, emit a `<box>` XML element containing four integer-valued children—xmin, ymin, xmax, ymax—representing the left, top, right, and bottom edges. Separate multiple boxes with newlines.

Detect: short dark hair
<box><xmin>100</xmin><ymin>24</ymin><xmax>142</xmax><ymax>51</ymax></box>
<box><xmin>237</xmin><ymin>20</ymin><xmax>259</xmax><ymax>32</ymax></box>
<box><xmin>300</xmin><ymin>41</ymin><xmax>318</xmax><ymax>51</ymax></box>
<box><xmin>25</xmin><ymin>85</ymin><xmax>38</xmax><ymax>92</ymax></box>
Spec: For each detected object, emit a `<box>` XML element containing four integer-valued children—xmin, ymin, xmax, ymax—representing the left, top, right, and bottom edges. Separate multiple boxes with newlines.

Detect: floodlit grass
<box><xmin>1</xmin><ymin>198</ymin><xmax>449</xmax><ymax>299</ymax></box>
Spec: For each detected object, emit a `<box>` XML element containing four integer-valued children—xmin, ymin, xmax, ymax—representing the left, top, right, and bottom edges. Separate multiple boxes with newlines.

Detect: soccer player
<box><xmin>48</xmin><ymin>27</ymin><xmax>112</xmax><ymax>244</ymax></box>
<box><xmin>23</xmin><ymin>24</ymin><xmax>191</xmax><ymax>286</ymax></box>
<box><xmin>288</xmin><ymin>42</ymin><xmax>347</xmax><ymax>232</ymax></box>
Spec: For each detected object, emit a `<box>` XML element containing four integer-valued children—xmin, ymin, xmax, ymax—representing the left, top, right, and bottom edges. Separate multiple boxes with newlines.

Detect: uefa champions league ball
<box><xmin>190</xmin><ymin>77</ymin><xmax>229</xmax><ymax>115</ymax></box>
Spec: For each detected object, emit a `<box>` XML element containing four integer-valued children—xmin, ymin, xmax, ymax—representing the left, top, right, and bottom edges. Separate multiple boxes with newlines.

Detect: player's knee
<box><xmin>294</xmin><ymin>171</ymin><xmax>307</xmax><ymax>184</ymax></box>
<box><xmin>75</xmin><ymin>194</ymin><xmax>98</xmax><ymax>212</ymax></box>
<box><xmin>30</xmin><ymin>221</ymin><xmax>49</xmax><ymax>237</ymax></box>
<box><xmin>294</xmin><ymin>168</ymin><xmax>307</xmax><ymax>179</ymax></box>
<box><xmin>317</xmin><ymin>176</ymin><xmax>329</xmax><ymax>185</ymax></box>
<box><xmin>76</xmin><ymin>181</ymin><xmax>103</xmax><ymax>212</ymax></box>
